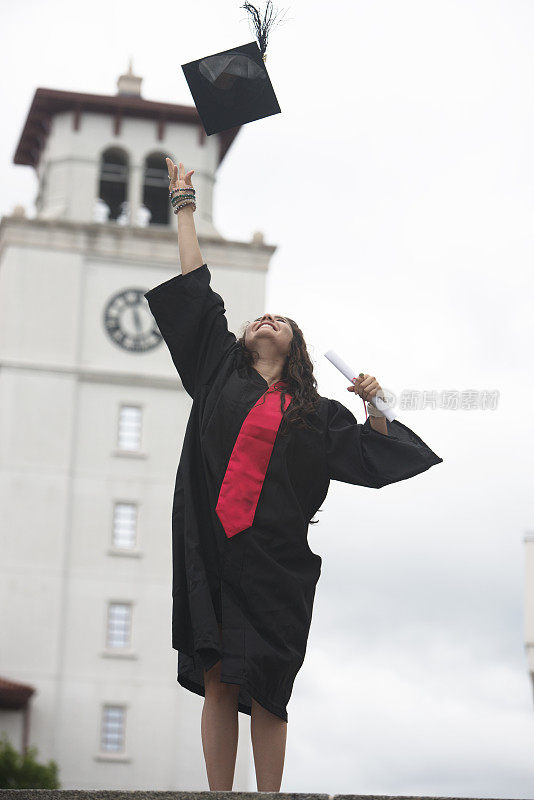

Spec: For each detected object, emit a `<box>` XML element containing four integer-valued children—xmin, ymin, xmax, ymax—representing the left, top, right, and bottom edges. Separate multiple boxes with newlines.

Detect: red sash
<box><xmin>215</xmin><ymin>380</ymin><xmax>292</xmax><ymax>538</ymax></box>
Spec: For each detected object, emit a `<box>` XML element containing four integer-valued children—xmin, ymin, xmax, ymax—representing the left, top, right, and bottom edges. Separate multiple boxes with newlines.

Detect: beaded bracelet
<box><xmin>169</xmin><ymin>184</ymin><xmax>197</xmax><ymax>213</ymax></box>
<box><xmin>173</xmin><ymin>205</ymin><xmax>196</xmax><ymax>215</ymax></box>
<box><xmin>172</xmin><ymin>199</ymin><xmax>197</xmax><ymax>214</ymax></box>
<box><xmin>171</xmin><ymin>198</ymin><xmax>196</xmax><ymax>209</ymax></box>
<box><xmin>171</xmin><ymin>194</ymin><xmax>196</xmax><ymax>203</ymax></box>
<box><xmin>172</xmin><ymin>204</ymin><xmax>196</xmax><ymax>213</ymax></box>
<box><xmin>169</xmin><ymin>193</ymin><xmax>196</xmax><ymax>201</ymax></box>
<box><xmin>169</xmin><ymin>187</ymin><xmax>196</xmax><ymax>198</ymax></box>
<box><xmin>171</xmin><ymin>192</ymin><xmax>195</xmax><ymax>201</ymax></box>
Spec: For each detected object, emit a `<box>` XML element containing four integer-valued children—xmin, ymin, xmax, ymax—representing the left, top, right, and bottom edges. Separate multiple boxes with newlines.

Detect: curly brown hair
<box><xmin>237</xmin><ymin>316</ymin><xmax>324</xmax><ymax>524</ymax></box>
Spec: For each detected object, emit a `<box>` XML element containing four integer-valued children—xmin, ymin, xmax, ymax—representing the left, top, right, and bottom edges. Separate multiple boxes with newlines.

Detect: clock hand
<box><xmin>133</xmin><ymin>307</ymin><xmax>142</xmax><ymax>332</ymax></box>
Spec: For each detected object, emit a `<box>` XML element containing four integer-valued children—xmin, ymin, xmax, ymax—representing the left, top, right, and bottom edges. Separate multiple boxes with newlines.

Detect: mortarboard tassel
<box><xmin>241</xmin><ymin>1</ymin><xmax>286</xmax><ymax>61</ymax></box>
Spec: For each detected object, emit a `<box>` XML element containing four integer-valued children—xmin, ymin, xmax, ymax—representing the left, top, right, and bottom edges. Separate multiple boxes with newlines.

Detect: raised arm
<box><xmin>143</xmin><ymin>160</ymin><xmax>237</xmax><ymax>397</ymax></box>
<box><xmin>166</xmin><ymin>157</ymin><xmax>204</xmax><ymax>276</ymax></box>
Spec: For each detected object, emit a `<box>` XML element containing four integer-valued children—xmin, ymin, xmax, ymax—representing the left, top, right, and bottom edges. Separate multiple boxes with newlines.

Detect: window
<box><xmin>117</xmin><ymin>404</ymin><xmax>142</xmax><ymax>451</ymax></box>
<box><xmin>112</xmin><ymin>502</ymin><xmax>137</xmax><ymax>550</ymax></box>
<box><xmin>106</xmin><ymin>602</ymin><xmax>132</xmax><ymax>649</ymax></box>
<box><xmin>100</xmin><ymin>705</ymin><xmax>126</xmax><ymax>753</ymax></box>
<box><xmin>98</xmin><ymin>147</ymin><xmax>129</xmax><ymax>222</ymax></box>
<box><xmin>143</xmin><ymin>152</ymin><xmax>172</xmax><ymax>226</ymax></box>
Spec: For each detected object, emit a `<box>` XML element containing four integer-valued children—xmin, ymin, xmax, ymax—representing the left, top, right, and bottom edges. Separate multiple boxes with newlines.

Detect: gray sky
<box><xmin>2</xmin><ymin>0</ymin><xmax>534</xmax><ymax>795</ymax></box>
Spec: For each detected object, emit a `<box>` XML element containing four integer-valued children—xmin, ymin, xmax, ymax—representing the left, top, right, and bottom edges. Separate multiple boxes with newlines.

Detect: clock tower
<box><xmin>0</xmin><ymin>63</ymin><xmax>275</xmax><ymax>789</ymax></box>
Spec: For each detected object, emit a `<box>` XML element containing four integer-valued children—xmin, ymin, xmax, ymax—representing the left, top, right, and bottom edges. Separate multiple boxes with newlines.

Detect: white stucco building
<box><xmin>0</xmin><ymin>62</ymin><xmax>276</xmax><ymax>790</ymax></box>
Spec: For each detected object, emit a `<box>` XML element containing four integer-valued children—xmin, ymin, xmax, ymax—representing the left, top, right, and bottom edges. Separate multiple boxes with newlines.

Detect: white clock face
<box><xmin>103</xmin><ymin>288</ymin><xmax>162</xmax><ymax>352</ymax></box>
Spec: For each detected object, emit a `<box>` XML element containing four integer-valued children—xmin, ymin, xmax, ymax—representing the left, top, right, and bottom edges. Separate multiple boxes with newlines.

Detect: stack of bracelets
<box><xmin>169</xmin><ymin>185</ymin><xmax>197</xmax><ymax>214</ymax></box>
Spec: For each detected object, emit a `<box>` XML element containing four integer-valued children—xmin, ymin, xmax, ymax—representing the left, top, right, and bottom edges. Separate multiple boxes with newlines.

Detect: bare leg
<box><xmin>201</xmin><ymin>621</ymin><xmax>241</xmax><ymax>791</ymax></box>
<box><xmin>250</xmin><ymin>697</ymin><xmax>288</xmax><ymax>791</ymax></box>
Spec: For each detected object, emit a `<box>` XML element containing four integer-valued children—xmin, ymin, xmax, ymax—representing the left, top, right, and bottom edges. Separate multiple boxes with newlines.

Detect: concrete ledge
<box><xmin>0</xmin><ymin>793</ymin><xmax>531</xmax><ymax>800</ymax></box>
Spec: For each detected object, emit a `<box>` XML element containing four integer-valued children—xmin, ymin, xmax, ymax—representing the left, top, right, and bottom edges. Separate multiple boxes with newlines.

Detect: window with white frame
<box><xmin>100</xmin><ymin>704</ymin><xmax>126</xmax><ymax>753</ymax></box>
<box><xmin>112</xmin><ymin>502</ymin><xmax>137</xmax><ymax>550</ymax></box>
<box><xmin>106</xmin><ymin>602</ymin><xmax>132</xmax><ymax>649</ymax></box>
<box><xmin>117</xmin><ymin>404</ymin><xmax>142</xmax><ymax>451</ymax></box>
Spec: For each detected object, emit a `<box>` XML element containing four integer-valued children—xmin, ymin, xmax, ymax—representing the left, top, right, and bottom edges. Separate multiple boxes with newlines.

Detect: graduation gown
<box><xmin>144</xmin><ymin>263</ymin><xmax>443</xmax><ymax>722</ymax></box>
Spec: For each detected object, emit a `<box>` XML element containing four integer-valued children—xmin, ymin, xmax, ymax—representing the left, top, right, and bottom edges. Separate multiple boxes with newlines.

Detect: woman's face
<box><xmin>244</xmin><ymin>313</ymin><xmax>293</xmax><ymax>359</ymax></box>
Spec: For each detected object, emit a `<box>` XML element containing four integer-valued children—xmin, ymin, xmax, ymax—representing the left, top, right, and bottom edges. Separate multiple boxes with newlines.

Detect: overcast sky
<box><xmin>2</xmin><ymin>0</ymin><xmax>534</xmax><ymax>796</ymax></box>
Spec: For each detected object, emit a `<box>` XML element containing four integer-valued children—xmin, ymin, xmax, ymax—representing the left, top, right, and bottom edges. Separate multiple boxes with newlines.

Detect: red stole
<box><xmin>215</xmin><ymin>380</ymin><xmax>292</xmax><ymax>538</ymax></box>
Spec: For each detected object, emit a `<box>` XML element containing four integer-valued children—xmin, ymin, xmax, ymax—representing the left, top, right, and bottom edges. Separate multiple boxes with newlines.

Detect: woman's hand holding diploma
<box><xmin>347</xmin><ymin>373</ymin><xmax>388</xmax><ymax>435</ymax></box>
<box><xmin>323</xmin><ymin>349</ymin><xmax>396</xmax><ymax>428</ymax></box>
<box><xmin>347</xmin><ymin>373</ymin><xmax>381</xmax><ymax>401</ymax></box>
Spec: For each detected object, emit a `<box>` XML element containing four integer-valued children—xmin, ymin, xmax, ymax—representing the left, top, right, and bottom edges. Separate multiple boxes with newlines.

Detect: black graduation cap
<box><xmin>181</xmin><ymin>2</ymin><xmax>285</xmax><ymax>136</ymax></box>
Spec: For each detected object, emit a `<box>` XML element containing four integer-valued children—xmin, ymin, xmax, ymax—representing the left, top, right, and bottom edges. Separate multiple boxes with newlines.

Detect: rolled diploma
<box><xmin>324</xmin><ymin>348</ymin><xmax>397</xmax><ymax>422</ymax></box>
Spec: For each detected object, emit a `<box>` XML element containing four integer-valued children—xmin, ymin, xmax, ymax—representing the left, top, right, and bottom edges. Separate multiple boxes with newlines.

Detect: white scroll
<box><xmin>323</xmin><ymin>348</ymin><xmax>397</xmax><ymax>423</ymax></box>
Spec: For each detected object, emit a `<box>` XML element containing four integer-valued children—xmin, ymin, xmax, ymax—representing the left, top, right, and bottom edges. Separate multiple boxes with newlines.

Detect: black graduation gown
<box><xmin>144</xmin><ymin>263</ymin><xmax>443</xmax><ymax>722</ymax></box>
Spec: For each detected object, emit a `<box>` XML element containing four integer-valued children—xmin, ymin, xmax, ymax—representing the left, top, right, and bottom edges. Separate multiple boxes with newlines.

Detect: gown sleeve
<box><xmin>325</xmin><ymin>398</ymin><xmax>443</xmax><ymax>488</ymax></box>
<box><xmin>144</xmin><ymin>263</ymin><xmax>236</xmax><ymax>398</ymax></box>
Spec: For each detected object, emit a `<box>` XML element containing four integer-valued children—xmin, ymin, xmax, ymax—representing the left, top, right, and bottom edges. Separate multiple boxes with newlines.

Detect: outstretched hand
<box><xmin>166</xmin><ymin>158</ymin><xmax>195</xmax><ymax>192</ymax></box>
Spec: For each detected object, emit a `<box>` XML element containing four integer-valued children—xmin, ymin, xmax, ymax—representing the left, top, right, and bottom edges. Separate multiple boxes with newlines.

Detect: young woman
<box><xmin>144</xmin><ymin>159</ymin><xmax>443</xmax><ymax>793</ymax></box>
